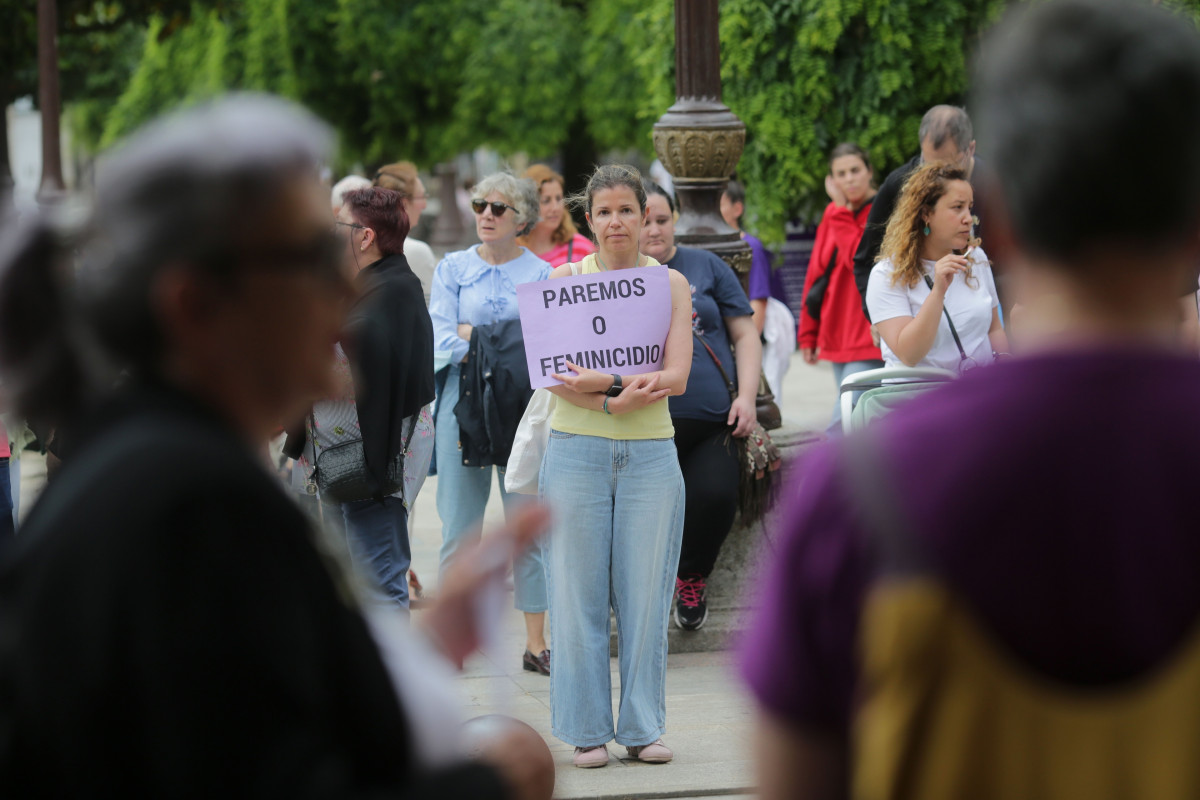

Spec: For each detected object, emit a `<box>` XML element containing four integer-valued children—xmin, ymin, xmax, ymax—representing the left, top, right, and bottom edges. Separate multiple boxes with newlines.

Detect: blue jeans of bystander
<box><xmin>435</xmin><ymin>366</ymin><xmax>547</xmax><ymax>613</ymax></box>
<box><xmin>540</xmin><ymin>431</ymin><xmax>684</xmax><ymax>748</ymax></box>
<box><xmin>340</xmin><ymin>495</ymin><xmax>410</xmax><ymax>609</ymax></box>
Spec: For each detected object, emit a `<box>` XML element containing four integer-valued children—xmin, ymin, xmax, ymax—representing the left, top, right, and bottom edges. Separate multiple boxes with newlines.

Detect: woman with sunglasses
<box><xmin>429</xmin><ymin>172</ymin><xmax>553</xmax><ymax>675</ymax></box>
<box><xmin>866</xmin><ymin>162</ymin><xmax>1007</xmax><ymax>373</ymax></box>
<box><xmin>541</xmin><ymin>165</ymin><xmax>693</xmax><ymax>768</ymax></box>
<box><xmin>517</xmin><ymin>164</ymin><xmax>596</xmax><ymax>268</ymax></box>
<box><xmin>372</xmin><ymin>161</ymin><xmax>435</xmax><ymax>305</ymax></box>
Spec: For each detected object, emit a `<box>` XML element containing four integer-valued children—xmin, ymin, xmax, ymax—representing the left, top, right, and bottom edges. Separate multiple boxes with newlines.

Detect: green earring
<box><xmin>923</xmin><ymin>225</ymin><xmax>931</xmax><ymax>236</ymax></box>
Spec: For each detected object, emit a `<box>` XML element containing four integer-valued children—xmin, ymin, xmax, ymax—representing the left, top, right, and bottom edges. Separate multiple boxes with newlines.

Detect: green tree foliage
<box><xmin>578</xmin><ymin>0</ymin><xmax>673</xmax><ymax>153</ymax></box>
<box><xmin>718</xmin><ymin>0</ymin><xmax>1008</xmax><ymax>242</ymax></box>
<box><xmin>452</xmin><ymin>0</ymin><xmax>580</xmax><ymax>158</ymax></box>
<box><xmin>47</xmin><ymin>0</ymin><xmax>1200</xmax><ymax>247</ymax></box>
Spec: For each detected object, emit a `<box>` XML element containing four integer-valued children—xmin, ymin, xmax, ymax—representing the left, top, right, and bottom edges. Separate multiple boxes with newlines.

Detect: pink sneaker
<box><xmin>625</xmin><ymin>739</ymin><xmax>673</xmax><ymax>763</ymax></box>
<box><xmin>573</xmin><ymin>744</ymin><xmax>610</xmax><ymax>768</ymax></box>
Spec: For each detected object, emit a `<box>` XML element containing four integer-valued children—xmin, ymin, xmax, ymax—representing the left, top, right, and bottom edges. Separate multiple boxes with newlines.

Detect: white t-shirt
<box><xmin>866</xmin><ymin>247</ymin><xmax>999</xmax><ymax>372</ymax></box>
<box><xmin>404</xmin><ymin>237</ymin><xmax>436</xmax><ymax>306</ymax></box>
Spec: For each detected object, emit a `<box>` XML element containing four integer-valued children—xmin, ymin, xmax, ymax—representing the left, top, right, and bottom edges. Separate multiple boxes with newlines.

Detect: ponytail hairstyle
<box><xmin>0</xmin><ymin>94</ymin><xmax>332</xmax><ymax>430</ymax></box>
<box><xmin>642</xmin><ymin>180</ymin><xmax>675</xmax><ymax>214</ymax></box>
<box><xmin>567</xmin><ymin>164</ymin><xmax>647</xmax><ymax>218</ymax></box>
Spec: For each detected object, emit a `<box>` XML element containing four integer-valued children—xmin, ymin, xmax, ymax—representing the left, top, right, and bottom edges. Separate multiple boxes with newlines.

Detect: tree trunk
<box><xmin>559</xmin><ymin>111</ymin><xmax>597</xmax><ymax>232</ymax></box>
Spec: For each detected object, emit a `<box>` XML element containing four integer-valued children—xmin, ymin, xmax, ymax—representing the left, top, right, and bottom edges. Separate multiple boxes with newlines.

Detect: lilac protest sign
<box><xmin>516</xmin><ymin>266</ymin><xmax>672</xmax><ymax>389</ymax></box>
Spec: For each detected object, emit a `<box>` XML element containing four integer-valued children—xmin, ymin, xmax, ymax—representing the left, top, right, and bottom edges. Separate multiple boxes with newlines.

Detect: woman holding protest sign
<box><xmin>538</xmin><ymin>164</ymin><xmax>693</xmax><ymax>768</ymax></box>
<box><xmin>640</xmin><ymin>182</ymin><xmax>760</xmax><ymax>632</ymax></box>
<box><xmin>429</xmin><ymin>171</ymin><xmax>552</xmax><ymax>675</ymax></box>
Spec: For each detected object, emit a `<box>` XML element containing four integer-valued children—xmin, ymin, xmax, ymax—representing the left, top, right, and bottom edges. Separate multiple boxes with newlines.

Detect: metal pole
<box><xmin>654</xmin><ymin>0</ymin><xmax>780</xmax><ymax>427</ymax></box>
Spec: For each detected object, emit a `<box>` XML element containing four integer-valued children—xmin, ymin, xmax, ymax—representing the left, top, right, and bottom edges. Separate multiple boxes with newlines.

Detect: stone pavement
<box><xmin>407</xmin><ymin>353</ymin><xmax>837</xmax><ymax>798</ymax></box>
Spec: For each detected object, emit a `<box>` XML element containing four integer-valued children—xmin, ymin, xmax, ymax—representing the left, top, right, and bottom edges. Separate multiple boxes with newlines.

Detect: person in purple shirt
<box><xmin>741</xmin><ymin>1</ymin><xmax>1200</xmax><ymax>797</ymax></box>
<box><xmin>722</xmin><ymin>180</ymin><xmax>786</xmax><ymax>334</ymax></box>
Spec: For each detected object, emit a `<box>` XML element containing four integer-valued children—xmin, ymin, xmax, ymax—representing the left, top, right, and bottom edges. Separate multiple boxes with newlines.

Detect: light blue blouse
<box><xmin>429</xmin><ymin>245</ymin><xmax>552</xmax><ymax>363</ymax></box>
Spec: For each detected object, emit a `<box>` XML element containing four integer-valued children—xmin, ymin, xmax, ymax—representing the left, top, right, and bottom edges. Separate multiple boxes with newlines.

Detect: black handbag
<box><xmin>308</xmin><ymin>414</ymin><xmax>416</xmax><ymax>504</ymax></box>
<box><xmin>804</xmin><ymin>247</ymin><xmax>837</xmax><ymax>322</ymax></box>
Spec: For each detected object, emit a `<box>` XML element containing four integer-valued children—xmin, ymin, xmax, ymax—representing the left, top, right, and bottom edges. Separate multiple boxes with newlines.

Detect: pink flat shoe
<box><xmin>625</xmin><ymin>739</ymin><xmax>673</xmax><ymax>763</ymax></box>
<box><xmin>573</xmin><ymin>744</ymin><xmax>610</xmax><ymax>768</ymax></box>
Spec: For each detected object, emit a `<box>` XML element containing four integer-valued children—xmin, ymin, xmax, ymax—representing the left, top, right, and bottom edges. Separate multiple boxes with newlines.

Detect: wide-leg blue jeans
<box><xmin>540</xmin><ymin>431</ymin><xmax>684</xmax><ymax>748</ymax></box>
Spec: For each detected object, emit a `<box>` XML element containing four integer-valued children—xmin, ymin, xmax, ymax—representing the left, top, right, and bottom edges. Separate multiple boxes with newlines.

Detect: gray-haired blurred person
<box><xmin>0</xmin><ymin>95</ymin><xmax>551</xmax><ymax>800</ymax></box>
<box><xmin>741</xmin><ymin>2</ymin><xmax>1200</xmax><ymax>798</ymax></box>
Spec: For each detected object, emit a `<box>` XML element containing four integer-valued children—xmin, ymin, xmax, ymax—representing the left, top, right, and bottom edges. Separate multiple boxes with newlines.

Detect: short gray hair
<box><xmin>472</xmin><ymin>171</ymin><xmax>540</xmax><ymax>235</ymax></box>
<box><xmin>918</xmin><ymin>105</ymin><xmax>974</xmax><ymax>153</ymax></box>
<box><xmin>331</xmin><ymin>174</ymin><xmax>371</xmax><ymax>210</ymax></box>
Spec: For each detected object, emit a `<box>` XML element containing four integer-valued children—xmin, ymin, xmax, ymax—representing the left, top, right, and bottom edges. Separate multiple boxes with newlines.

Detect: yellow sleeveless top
<box><xmin>550</xmin><ymin>254</ymin><xmax>674</xmax><ymax>440</ymax></box>
<box><xmin>853</xmin><ymin>579</ymin><xmax>1200</xmax><ymax>800</ymax></box>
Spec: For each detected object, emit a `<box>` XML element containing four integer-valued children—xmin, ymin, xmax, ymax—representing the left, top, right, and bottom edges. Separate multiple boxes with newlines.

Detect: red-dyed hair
<box><xmin>342</xmin><ymin>186</ymin><xmax>410</xmax><ymax>255</ymax></box>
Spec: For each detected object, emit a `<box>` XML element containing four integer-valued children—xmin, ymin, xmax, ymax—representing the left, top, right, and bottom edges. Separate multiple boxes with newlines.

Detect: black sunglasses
<box><xmin>471</xmin><ymin>199</ymin><xmax>518</xmax><ymax>217</ymax></box>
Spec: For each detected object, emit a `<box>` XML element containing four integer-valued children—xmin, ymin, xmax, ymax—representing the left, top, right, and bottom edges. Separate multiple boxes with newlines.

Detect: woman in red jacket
<box><xmin>797</xmin><ymin>143</ymin><xmax>882</xmax><ymax>430</ymax></box>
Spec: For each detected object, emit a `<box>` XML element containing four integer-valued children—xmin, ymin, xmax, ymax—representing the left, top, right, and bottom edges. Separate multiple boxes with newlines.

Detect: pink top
<box><xmin>533</xmin><ymin>234</ymin><xmax>595</xmax><ymax>268</ymax></box>
<box><xmin>0</xmin><ymin>419</ymin><xmax>9</xmax><ymax>459</ymax></box>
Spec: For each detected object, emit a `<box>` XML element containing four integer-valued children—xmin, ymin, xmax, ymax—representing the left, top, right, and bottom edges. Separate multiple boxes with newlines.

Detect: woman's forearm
<box><xmin>989</xmin><ymin>328</ymin><xmax>1010</xmax><ymax>355</ymax></box>
<box><xmin>547</xmin><ymin>384</ymin><xmax>604</xmax><ymax>411</ymax></box>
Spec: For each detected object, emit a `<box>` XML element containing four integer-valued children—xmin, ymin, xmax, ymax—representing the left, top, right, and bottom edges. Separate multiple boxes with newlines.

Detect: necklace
<box><xmin>595</xmin><ymin>253</ymin><xmax>642</xmax><ymax>272</ymax></box>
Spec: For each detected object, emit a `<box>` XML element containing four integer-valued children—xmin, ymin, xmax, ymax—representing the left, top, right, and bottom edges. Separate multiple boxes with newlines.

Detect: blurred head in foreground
<box><xmin>975</xmin><ymin>0</ymin><xmax>1200</xmax><ymax>328</ymax></box>
<box><xmin>0</xmin><ymin>95</ymin><xmax>349</xmax><ymax>444</ymax></box>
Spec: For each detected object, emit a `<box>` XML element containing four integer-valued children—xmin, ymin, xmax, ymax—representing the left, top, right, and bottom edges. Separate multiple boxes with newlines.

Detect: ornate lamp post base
<box><xmin>652</xmin><ymin>0</ymin><xmax>780</xmax><ymax>428</ymax></box>
<box><xmin>653</xmin><ymin>99</ymin><xmax>751</xmax><ymax>286</ymax></box>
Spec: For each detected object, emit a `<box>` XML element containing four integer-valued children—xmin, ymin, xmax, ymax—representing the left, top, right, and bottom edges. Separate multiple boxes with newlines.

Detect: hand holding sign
<box><xmin>551</xmin><ymin>367</ymin><xmax>671</xmax><ymax>413</ymax></box>
<box><xmin>516</xmin><ymin>265</ymin><xmax>673</xmax><ymax>389</ymax></box>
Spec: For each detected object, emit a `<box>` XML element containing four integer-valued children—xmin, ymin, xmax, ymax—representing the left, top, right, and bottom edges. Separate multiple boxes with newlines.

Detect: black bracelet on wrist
<box><xmin>605</xmin><ymin>373</ymin><xmax>623</xmax><ymax>397</ymax></box>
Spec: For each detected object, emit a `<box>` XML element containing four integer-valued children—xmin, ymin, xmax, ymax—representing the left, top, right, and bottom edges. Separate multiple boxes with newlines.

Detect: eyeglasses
<box><xmin>471</xmin><ymin>199</ymin><xmax>518</xmax><ymax>217</ymax></box>
<box><xmin>334</xmin><ymin>221</ymin><xmax>364</xmax><ymax>231</ymax></box>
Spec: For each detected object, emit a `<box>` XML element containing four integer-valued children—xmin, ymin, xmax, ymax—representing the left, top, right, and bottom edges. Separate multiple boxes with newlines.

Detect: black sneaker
<box><xmin>674</xmin><ymin>576</ymin><xmax>708</xmax><ymax>631</ymax></box>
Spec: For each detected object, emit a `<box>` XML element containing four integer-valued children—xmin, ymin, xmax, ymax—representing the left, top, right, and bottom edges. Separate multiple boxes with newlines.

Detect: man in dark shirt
<box><xmin>852</xmin><ymin>105</ymin><xmax>995</xmax><ymax>318</ymax></box>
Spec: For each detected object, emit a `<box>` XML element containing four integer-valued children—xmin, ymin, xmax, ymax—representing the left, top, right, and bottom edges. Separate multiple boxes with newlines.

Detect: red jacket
<box><xmin>797</xmin><ymin>201</ymin><xmax>881</xmax><ymax>362</ymax></box>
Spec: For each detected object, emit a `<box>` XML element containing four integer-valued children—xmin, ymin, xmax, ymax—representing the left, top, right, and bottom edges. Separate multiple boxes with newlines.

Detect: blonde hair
<box><xmin>879</xmin><ymin>162</ymin><xmax>977</xmax><ymax>289</ymax></box>
<box><xmin>372</xmin><ymin>161</ymin><xmax>420</xmax><ymax>199</ymax></box>
<box><xmin>520</xmin><ymin>164</ymin><xmax>579</xmax><ymax>246</ymax></box>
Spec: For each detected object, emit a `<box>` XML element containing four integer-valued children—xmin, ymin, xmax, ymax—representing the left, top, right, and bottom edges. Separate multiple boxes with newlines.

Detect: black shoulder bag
<box><xmin>692</xmin><ymin>331</ymin><xmax>782</xmax><ymax>523</ymax></box>
<box><xmin>307</xmin><ymin>413</ymin><xmax>416</xmax><ymax>504</ymax></box>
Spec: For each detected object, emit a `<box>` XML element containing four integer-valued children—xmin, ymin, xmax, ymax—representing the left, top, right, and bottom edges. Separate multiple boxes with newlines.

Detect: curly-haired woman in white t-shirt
<box><xmin>866</xmin><ymin>162</ymin><xmax>1009</xmax><ymax>373</ymax></box>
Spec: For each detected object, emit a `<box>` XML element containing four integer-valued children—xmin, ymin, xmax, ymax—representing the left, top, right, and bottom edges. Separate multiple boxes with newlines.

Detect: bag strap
<box><xmin>693</xmin><ymin>331</ymin><xmax>736</xmax><ymax>402</ymax></box>
<box><xmin>922</xmin><ymin>274</ymin><xmax>969</xmax><ymax>363</ymax></box>
<box><xmin>308</xmin><ymin>406</ymin><xmax>419</xmax><ymax>461</ymax></box>
<box><xmin>400</xmin><ymin>409</ymin><xmax>419</xmax><ymax>457</ymax></box>
<box><xmin>566</xmin><ymin>238</ymin><xmax>574</xmax><ymax>264</ymax></box>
